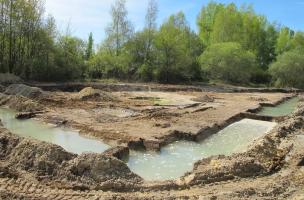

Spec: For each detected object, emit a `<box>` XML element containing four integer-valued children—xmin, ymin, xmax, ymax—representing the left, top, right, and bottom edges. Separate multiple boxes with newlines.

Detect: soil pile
<box><xmin>4</xmin><ymin>84</ymin><xmax>47</xmax><ymax>99</ymax></box>
<box><xmin>0</xmin><ymin>73</ymin><xmax>22</xmax><ymax>85</ymax></box>
<box><xmin>74</xmin><ymin>87</ymin><xmax>116</xmax><ymax>101</ymax></box>
<box><xmin>0</xmin><ymin>127</ymin><xmax>142</xmax><ymax>191</ymax></box>
<box><xmin>192</xmin><ymin>94</ymin><xmax>215</xmax><ymax>103</ymax></box>
<box><xmin>0</xmin><ymin>93</ymin><xmax>43</xmax><ymax>112</ymax></box>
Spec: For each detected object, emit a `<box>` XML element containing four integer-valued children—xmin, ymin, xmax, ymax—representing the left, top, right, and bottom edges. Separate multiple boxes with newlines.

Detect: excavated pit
<box><xmin>0</xmin><ymin>83</ymin><xmax>304</xmax><ymax>199</ymax></box>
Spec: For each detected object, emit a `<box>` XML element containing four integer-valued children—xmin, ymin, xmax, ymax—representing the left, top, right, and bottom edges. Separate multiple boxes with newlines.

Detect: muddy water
<box><xmin>258</xmin><ymin>97</ymin><xmax>299</xmax><ymax>117</ymax></box>
<box><xmin>0</xmin><ymin>108</ymin><xmax>110</xmax><ymax>154</ymax></box>
<box><xmin>127</xmin><ymin>119</ymin><xmax>277</xmax><ymax>181</ymax></box>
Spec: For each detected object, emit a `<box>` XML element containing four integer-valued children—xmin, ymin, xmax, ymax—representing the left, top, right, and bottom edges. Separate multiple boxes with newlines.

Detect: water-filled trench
<box><xmin>0</xmin><ymin>97</ymin><xmax>299</xmax><ymax>180</ymax></box>
<box><xmin>258</xmin><ymin>97</ymin><xmax>300</xmax><ymax>117</ymax></box>
<box><xmin>127</xmin><ymin>119</ymin><xmax>276</xmax><ymax>180</ymax></box>
<box><xmin>0</xmin><ymin>108</ymin><xmax>110</xmax><ymax>154</ymax></box>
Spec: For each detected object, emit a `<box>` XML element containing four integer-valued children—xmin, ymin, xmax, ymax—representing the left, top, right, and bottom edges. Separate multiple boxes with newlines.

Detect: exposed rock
<box><xmin>74</xmin><ymin>87</ymin><xmax>116</xmax><ymax>101</ymax></box>
<box><xmin>4</xmin><ymin>84</ymin><xmax>47</xmax><ymax>99</ymax></box>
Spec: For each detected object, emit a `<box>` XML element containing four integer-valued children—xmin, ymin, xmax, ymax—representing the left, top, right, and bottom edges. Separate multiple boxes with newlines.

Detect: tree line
<box><xmin>1</xmin><ymin>0</ymin><xmax>304</xmax><ymax>88</ymax></box>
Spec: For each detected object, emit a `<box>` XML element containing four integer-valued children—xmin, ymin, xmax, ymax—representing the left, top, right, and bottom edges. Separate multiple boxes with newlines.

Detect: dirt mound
<box><xmin>0</xmin><ymin>127</ymin><xmax>142</xmax><ymax>191</ymax></box>
<box><xmin>192</xmin><ymin>94</ymin><xmax>215</xmax><ymax>103</ymax></box>
<box><xmin>74</xmin><ymin>87</ymin><xmax>116</xmax><ymax>101</ymax></box>
<box><xmin>7</xmin><ymin>138</ymin><xmax>75</xmax><ymax>177</ymax></box>
<box><xmin>0</xmin><ymin>73</ymin><xmax>22</xmax><ymax>84</ymax></box>
<box><xmin>63</xmin><ymin>153</ymin><xmax>142</xmax><ymax>190</ymax></box>
<box><xmin>0</xmin><ymin>93</ymin><xmax>43</xmax><ymax>112</ymax></box>
<box><xmin>4</xmin><ymin>84</ymin><xmax>47</xmax><ymax>99</ymax></box>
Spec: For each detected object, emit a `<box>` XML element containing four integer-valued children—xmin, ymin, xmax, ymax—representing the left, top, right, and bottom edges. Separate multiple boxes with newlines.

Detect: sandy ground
<box><xmin>38</xmin><ymin>90</ymin><xmax>291</xmax><ymax>148</ymax></box>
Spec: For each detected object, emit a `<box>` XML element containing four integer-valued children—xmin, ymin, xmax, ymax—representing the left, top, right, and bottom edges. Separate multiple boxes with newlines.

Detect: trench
<box><xmin>0</xmin><ymin>96</ymin><xmax>300</xmax><ymax>181</ymax></box>
<box><xmin>127</xmin><ymin>119</ymin><xmax>277</xmax><ymax>181</ymax></box>
<box><xmin>258</xmin><ymin>97</ymin><xmax>300</xmax><ymax>117</ymax></box>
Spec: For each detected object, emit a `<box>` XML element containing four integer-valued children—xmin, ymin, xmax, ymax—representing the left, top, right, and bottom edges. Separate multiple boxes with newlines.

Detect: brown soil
<box><xmin>38</xmin><ymin>89</ymin><xmax>292</xmax><ymax>150</ymax></box>
<box><xmin>0</xmin><ymin>83</ymin><xmax>303</xmax><ymax>199</ymax></box>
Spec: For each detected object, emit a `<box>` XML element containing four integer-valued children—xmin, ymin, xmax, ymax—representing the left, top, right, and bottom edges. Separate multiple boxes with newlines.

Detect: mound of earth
<box><xmin>0</xmin><ymin>73</ymin><xmax>22</xmax><ymax>85</ymax></box>
<box><xmin>4</xmin><ymin>84</ymin><xmax>47</xmax><ymax>100</ymax></box>
<box><xmin>74</xmin><ymin>87</ymin><xmax>116</xmax><ymax>101</ymax></box>
<box><xmin>192</xmin><ymin>94</ymin><xmax>215</xmax><ymax>103</ymax></box>
<box><xmin>0</xmin><ymin>93</ymin><xmax>43</xmax><ymax>112</ymax></box>
<box><xmin>0</xmin><ymin>127</ymin><xmax>142</xmax><ymax>191</ymax></box>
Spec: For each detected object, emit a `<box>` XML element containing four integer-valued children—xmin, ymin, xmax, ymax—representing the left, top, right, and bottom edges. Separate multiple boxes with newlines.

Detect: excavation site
<box><xmin>0</xmin><ymin>82</ymin><xmax>303</xmax><ymax>199</ymax></box>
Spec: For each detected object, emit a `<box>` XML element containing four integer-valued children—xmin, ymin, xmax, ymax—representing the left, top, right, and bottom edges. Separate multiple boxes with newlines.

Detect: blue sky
<box><xmin>45</xmin><ymin>0</ymin><xmax>304</xmax><ymax>43</ymax></box>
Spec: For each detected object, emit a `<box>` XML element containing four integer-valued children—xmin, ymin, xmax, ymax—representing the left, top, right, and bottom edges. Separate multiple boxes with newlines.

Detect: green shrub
<box><xmin>269</xmin><ymin>49</ymin><xmax>304</xmax><ymax>88</ymax></box>
<box><xmin>199</xmin><ymin>42</ymin><xmax>257</xmax><ymax>84</ymax></box>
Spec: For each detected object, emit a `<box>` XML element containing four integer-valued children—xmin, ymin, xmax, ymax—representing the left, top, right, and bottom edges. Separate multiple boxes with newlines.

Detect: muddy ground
<box><xmin>0</xmin><ymin>83</ymin><xmax>303</xmax><ymax>199</ymax></box>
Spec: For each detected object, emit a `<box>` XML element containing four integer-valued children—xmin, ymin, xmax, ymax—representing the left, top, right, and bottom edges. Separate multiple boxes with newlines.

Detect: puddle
<box><xmin>127</xmin><ymin>119</ymin><xmax>277</xmax><ymax>181</ymax></box>
<box><xmin>0</xmin><ymin>108</ymin><xmax>110</xmax><ymax>154</ymax></box>
<box><xmin>258</xmin><ymin>97</ymin><xmax>300</xmax><ymax>117</ymax></box>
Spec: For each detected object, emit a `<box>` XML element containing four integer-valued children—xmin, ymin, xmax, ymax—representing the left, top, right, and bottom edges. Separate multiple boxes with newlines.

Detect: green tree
<box><xmin>126</xmin><ymin>0</ymin><xmax>158</xmax><ymax>81</ymax></box>
<box><xmin>85</xmin><ymin>32</ymin><xmax>94</xmax><ymax>60</ymax></box>
<box><xmin>291</xmin><ymin>31</ymin><xmax>304</xmax><ymax>51</ymax></box>
<box><xmin>197</xmin><ymin>2</ymin><xmax>279</xmax><ymax>70</ymax></box>
<box><xmin>197</xmin><ymin>1</ymin><xmax>223</xmax><ymax>46</ymax></box>
<box><xmin>269</xmin><ymin>49</ymin><xmax>304</xmax><ymax>88</ymax></box>
<box><xmin>275</xmin><ymin>27</ymin><xmax>294</xmax><ymax>55</ymax></box>
<box><xmin>199</xmin><ymin>42</ymin><xmax>257</xmax><ymax>84</ymax></box>
<box><xmin>210</xmin><ymin>3</ymin><xmax>243</xmax><ymax>44</ymax></box>
<box><xmin>155</xmin><ymin>12</ymin><xmax>202</xmax><ymax>83</ymax></box>
<box><xmin>104</xmin><ymin>0</ymin><xmax>133</xmax><ymax>56</ymax></box>
<box><xmin>91</xmin><ymin>0</ymin><xmax>133</xmax><ymax>79</ymax></box>
<box><xmin>53</xmin><ymin>35</ymin><xmax>86</xmax><ymax>81</ymax></box>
